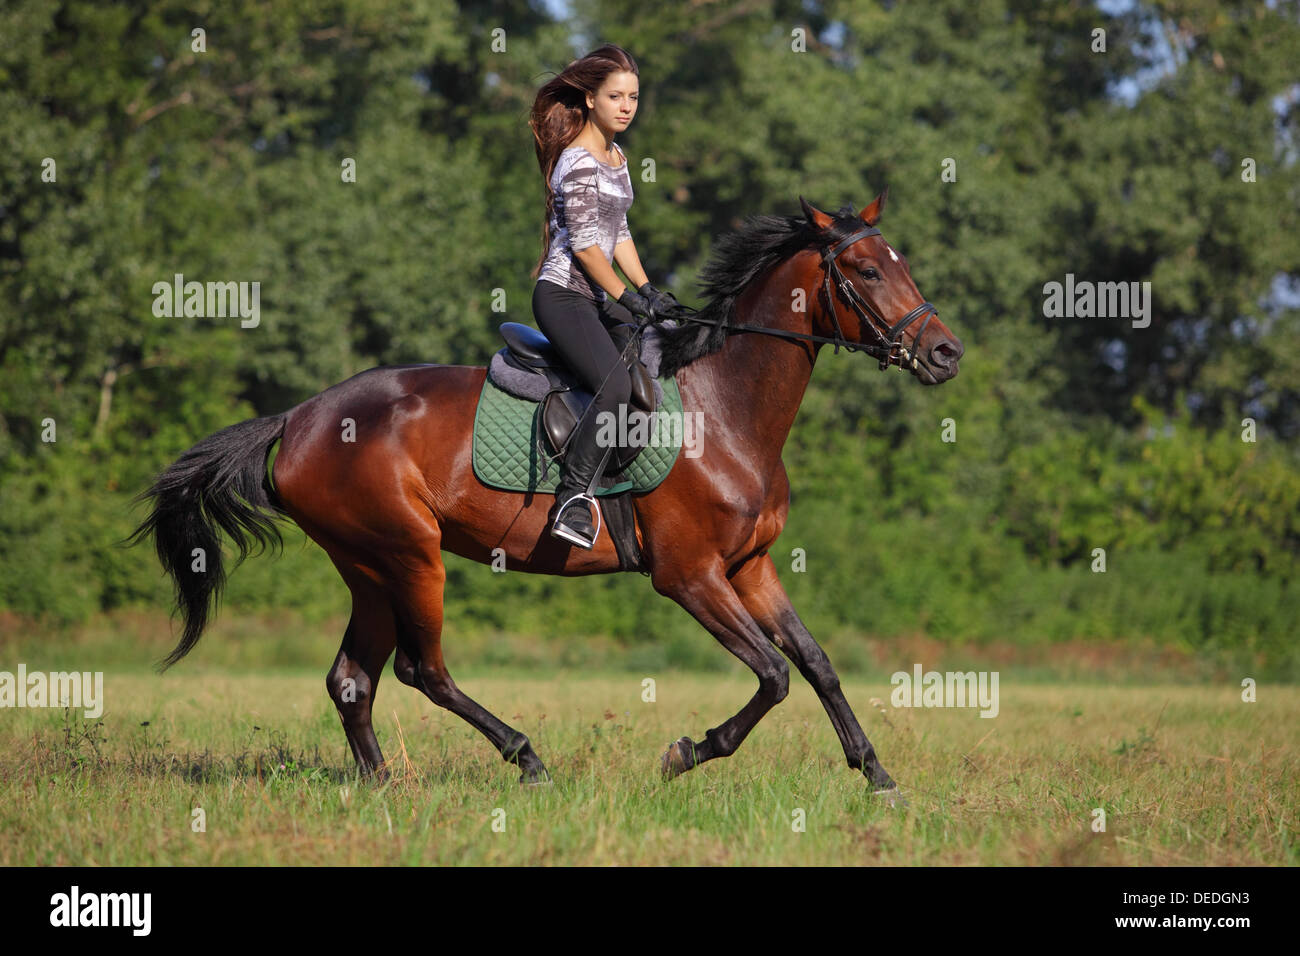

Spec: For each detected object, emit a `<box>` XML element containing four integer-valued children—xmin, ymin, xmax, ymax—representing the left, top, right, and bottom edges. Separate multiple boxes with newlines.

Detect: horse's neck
<box><xmin>686</xmin><ymin>260</ymin><xmax>822</xmax><ymax>468</ymax></box>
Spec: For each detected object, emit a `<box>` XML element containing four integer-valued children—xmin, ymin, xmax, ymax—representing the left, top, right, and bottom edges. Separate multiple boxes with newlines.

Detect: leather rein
<box><xmin>663</xmin><ymin>224</ymin><xmax>938</xmax><ymax>372</ymax></box>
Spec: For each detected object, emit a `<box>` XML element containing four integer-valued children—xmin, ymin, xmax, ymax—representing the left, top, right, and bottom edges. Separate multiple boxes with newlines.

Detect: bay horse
<box><xmin>128</xmin><ymin>190</ymin><xmax>963</xmax><ymax>800</ymax></box>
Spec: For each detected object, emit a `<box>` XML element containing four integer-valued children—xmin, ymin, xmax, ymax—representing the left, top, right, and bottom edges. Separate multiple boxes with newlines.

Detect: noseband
<box><xmin>817</xmin><ymin>225</ymin><xmax>937</xmax><ymax>370</ymax></box>
<box><xmin>664</xmin><ymin>223</ymin><xmax>938</xmax><ymax>373</ymax></box>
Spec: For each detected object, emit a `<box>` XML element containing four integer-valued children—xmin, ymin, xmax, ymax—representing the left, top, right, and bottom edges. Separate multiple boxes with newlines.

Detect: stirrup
<box><xmin>552</xmin><ymin>491</ymin><xmax>601</xmax><ymax>547</ymax></box>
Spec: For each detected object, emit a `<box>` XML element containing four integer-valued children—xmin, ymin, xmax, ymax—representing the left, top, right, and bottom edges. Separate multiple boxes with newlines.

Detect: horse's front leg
<box><xmin>652</xmin><ymin>558</ymin><xmax>790</xmax><ymax>779</ymax></box>
<box><xmin>730</xmin><ymin>552</ymin><xmax>903</xmax><ymax>801</ymax></box>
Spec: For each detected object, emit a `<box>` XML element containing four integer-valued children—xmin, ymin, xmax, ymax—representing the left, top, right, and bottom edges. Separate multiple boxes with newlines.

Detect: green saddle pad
<box><xmin>472</xmin><ymin>372</ymin><xmax>684</xmax><ymax>496</ymax></box>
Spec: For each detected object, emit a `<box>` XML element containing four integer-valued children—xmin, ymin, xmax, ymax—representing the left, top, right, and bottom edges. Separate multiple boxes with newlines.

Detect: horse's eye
<box><xmin>859</xmin><ymin>267</ymin><xmax>880</xmax><ymax>280</ymax></box>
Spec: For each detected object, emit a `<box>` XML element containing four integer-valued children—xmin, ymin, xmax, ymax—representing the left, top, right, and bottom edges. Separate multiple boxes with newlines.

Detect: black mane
<box><xmin>654</xmin><ymin>202</ymin><xmax>865</xmax><ymax>377</ymax></box>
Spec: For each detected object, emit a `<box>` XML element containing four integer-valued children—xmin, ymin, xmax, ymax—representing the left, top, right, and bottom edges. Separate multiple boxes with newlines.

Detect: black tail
<box><xmin>126</xmin><ymin>413</ymin><xmax>288</xmax><ymax>670</ymax></box>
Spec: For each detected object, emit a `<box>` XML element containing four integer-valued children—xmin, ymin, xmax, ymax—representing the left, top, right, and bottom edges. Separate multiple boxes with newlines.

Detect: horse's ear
<box><xmin>859</xmin><ymin>187</ymin><xmax>888</xmax><ymax>227</ymax></box>
<box><xmin>800</xmin><ymin>196</ymin><xmax>834</xmax><ymax>230</ymax></box>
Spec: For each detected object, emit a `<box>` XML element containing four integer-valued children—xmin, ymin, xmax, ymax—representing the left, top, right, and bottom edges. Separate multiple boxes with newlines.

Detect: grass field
<box><xmin>1</xmin><ymin>662</ymin><xmax>1294</xmax><ymax>865</ymax></box>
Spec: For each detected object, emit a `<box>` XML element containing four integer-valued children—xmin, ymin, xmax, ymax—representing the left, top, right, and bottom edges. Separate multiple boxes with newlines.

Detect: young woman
<box><xmin>528</xmin><ymin>44</ymin><xmax>678</xmax><ymax>549</ymax></box>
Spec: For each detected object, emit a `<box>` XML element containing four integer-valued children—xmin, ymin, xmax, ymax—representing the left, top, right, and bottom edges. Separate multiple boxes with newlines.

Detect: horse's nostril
<box><xmin>931</xmin><ymin>338</ymin><xmax>962</xmax><ymax>366</ymax></box>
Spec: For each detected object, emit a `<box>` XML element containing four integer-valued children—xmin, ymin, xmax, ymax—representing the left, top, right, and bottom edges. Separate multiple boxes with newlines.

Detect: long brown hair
<box><xmin>528</xmin><ymin>44</ymin><xmax>639</xmax><ymax>279</ymax></box>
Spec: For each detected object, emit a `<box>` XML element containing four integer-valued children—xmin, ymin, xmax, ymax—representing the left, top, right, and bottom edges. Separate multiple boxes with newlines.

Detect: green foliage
<box><xmin>1</xmin><ymin>1</ymin><xmax>1296</xmax><ymax>674</ymax></box>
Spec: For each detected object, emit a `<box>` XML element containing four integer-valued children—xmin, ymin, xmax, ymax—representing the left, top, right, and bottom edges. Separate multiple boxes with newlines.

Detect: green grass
<box><xmin>1</xmin><ymin>666</ymin><xmax>1294</xmax><ymax>865</ymax></box>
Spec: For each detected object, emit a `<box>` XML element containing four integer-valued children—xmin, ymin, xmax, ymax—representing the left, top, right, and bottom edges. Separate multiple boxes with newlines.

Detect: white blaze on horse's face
<box><xmin>886</xmin><ymin>244</ymin><xmax>899</xmax><ymax>263</ymax></box>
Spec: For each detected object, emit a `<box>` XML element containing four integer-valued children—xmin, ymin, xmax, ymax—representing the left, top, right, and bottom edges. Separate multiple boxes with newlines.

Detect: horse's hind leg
<box><xmin>326</xmin><ymin>568</ymin><xmax>397</xmax><ymax>778</ymax></box>
<box><xmin>388</xmin><ymin>542</ymin><xmax>551</xmax><ymax>785</ymax></box>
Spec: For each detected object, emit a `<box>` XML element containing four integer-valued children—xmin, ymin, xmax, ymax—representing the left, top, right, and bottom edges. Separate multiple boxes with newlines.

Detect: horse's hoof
<box><xmin>874</xmin><ymin>786</ymin><xmax>908</xmax><ymax>810</ymax></box>
<box><xmin>660</xmin><ymin>736</ymin><xmax>696</xmax><ymax>780</ymax></box>
<box><xmin>519</xmin><ymin>768</ymin><xmax>552</xmax><ymax>786</ymax></box>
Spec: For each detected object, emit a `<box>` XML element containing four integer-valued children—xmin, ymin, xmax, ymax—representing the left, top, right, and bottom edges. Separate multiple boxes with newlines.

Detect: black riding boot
<box><xmin>550</xmin><ymin>405</ymin><xmax>615</xmax><ymax>549</ymax></box>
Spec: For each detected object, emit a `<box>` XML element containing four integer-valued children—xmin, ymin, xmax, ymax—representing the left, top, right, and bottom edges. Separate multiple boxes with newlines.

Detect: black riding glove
<box><xmin>618</xmin><ymin>288</ymin><xmax>655</xmax><ymax>328</ymax></box>
<box><xmin>638</xmin><ymin>282</ymin><xmax>681</xmax><ymax>317</ymax></box>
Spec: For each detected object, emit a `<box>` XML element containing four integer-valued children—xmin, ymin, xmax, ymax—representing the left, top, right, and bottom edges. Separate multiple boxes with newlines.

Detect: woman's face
<box><xmin>586</xmin><ymin>70</ymin><xmax>638</xmax><ymax>134</ymax></box>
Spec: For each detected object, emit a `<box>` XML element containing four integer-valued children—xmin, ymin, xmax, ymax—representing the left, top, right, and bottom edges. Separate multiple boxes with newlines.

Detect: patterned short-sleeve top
<box><xmin>536</xmin><ymin>143</ymin><xmax>633</xmax><ymax>304</ymax></box>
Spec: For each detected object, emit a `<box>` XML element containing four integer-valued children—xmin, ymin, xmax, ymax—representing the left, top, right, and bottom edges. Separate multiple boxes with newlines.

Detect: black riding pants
<box><xmin>531</xmin><ymin>279</ymin><xmax>634</xmax><ymax>481</ymax></box>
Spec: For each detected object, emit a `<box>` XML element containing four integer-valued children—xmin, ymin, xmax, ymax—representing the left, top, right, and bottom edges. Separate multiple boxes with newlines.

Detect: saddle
<box><xmin>497</xmin><ymin>321</ymin><xmax>659</xmax><ymax>475</ymax></box>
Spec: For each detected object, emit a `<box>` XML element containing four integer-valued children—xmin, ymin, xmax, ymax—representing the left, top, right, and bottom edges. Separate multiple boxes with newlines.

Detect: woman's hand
<box><xmin>618</xmin><ymin>288</ymin><xmax>655</xmax><ymax>327</ymax></box>
<box><xmin>638</xmin><ymin>282</ymin><xmax>681</xmax><ymax>317</ymax></box>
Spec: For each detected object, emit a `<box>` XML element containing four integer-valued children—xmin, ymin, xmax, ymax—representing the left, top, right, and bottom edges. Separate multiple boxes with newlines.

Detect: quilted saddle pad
<box><xmin>472</xmin><ymin>372</ymin><xmax>684</xmax><ymax>496</ymax></box>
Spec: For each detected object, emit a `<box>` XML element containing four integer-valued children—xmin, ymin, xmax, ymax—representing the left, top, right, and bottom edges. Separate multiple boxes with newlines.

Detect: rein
<box><xmin>662</xmin><ymin>225</ymin><xmax>938</xmax><ymax>372</ymax></box>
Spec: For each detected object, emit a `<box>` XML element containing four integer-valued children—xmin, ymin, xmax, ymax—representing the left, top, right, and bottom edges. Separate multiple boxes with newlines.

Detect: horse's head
<box><xmin>800</xmin><ymin>191</ymin><xmax>963</xmax><ymax>385</ymax></box>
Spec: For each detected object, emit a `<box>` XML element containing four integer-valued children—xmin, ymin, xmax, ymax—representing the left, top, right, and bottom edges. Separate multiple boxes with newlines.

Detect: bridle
<box><xmin>816</xmin><ymin>225</ymin><xmax>937</xmax><ymax>370</ymax></box>
<box><xmin>665</xmin><ymin>224</ymin><xmax>939</xmax><ymax>372</ymax></box>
